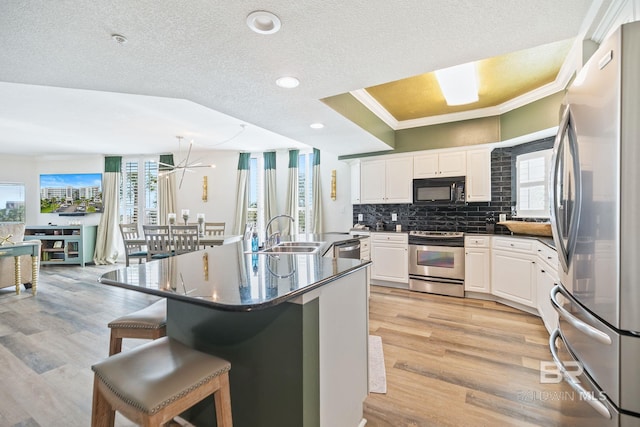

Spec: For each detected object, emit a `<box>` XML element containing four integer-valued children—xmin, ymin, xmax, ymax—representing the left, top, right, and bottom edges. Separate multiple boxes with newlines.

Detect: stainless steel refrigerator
<box><xmin>549</xmin><ymin>21</ymin><xmax>640</xmax><ymax>426</ymax></box>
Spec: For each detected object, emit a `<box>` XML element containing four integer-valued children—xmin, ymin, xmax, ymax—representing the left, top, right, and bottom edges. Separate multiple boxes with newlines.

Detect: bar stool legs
<box><xmin>91</xmin><ymin>337</ymin><xmax>232</xmax><ymax>426</ymax></box>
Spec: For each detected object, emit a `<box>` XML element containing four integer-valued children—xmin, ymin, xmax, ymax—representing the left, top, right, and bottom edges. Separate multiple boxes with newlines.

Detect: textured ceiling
<box><xmin>0</xmin><ymin>0</ymin><xmax>609</xmax><ymax>157</ymax></box>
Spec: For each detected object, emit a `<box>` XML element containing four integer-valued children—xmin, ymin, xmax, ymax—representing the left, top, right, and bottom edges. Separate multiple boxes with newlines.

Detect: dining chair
<box><xmin>118</xmin><ymin>223</ymin><xmax>147</xmax><ymax>267</ymax></box>
<box><xmin>170</xmin><ymin>225</ymin><xmax>201</xmax><ymax>255</ymax></box>
<box><xmin>204</xmin><ymin>222</ymin><xmax>226</xmax><ymax>236</ymax></box>
<box><xmin>142</xmin><ymin>225</ymin><xmax>173</xmax><ymax>261</ymax></box>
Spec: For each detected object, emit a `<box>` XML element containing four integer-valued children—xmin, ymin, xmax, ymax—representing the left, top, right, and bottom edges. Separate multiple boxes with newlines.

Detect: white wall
<box><xmin>0</xmin><ymin>154</ymin><xmax>103</xmax><ymax>226</ymax></box>
<box><xmin>173</xmin><ymin>149</ymin><xmax>353</xmax><ymax>233</ymax></box>
<box><xmin>1</xmin><ymin>150</ymin><xmax>353</xmax><ymax>234</ymax></box>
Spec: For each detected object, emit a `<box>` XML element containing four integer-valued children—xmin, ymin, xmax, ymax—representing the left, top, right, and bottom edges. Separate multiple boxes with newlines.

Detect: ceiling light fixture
<box><xmin>434</xmin><ymin>62</ymin><xmax>479</xmax><ymax>106</ymax></box>
<box><xmin>310</xmin><ymin>123</ymin><xmax>324</xmax><ymax>129</ymax></box>
<box><xmin>276</xmin><ymin>76</ymin><xmax>300</xmax><ymax>88</ymax></box>
<box><xmin>159</xmin><ymin>136</ymin><xmax>216</xmax><ymax>189</ymax></box>
<box><xmin>246</xmin><ymin>10</ymin><xmax>281</xmax><ymax>34</ymax></box>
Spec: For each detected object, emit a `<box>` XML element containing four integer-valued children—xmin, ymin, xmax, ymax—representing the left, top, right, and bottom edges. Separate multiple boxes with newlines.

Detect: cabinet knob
<box><xmin>541</xmin><ymin>269</ymin><xmax>545</xmax><ymax>273</ymax></box>
<box><xmin>510</xmin><ymin>243</ymin><xmax>514</xmax><ymax>247</ymax></box>
<box><xmin>547</xmin><ymin>256</ymin><xmax>552</xmax><ymax>260</ymax></box>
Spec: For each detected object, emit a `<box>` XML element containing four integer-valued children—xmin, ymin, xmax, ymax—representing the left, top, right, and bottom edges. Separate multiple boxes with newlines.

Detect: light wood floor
<box><xmin>0</xmin><ymin>265</ymin><xmax>575</xmax><ymax>426</ymax></box>
<box><xmin>364</xmin><ymin>286</ymin><xmax>579</xmax><ymax>427</ymax></box>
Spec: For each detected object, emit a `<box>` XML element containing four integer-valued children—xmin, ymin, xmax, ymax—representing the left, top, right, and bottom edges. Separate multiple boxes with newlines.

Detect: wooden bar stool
<box><xmin>91</xmin><ymin>336</ymin><xmax>232</xmax><ymax>427</ymax></box>
<box><xmin>108</xmin><ymin>299</ymin><xmax>167</xmax><ymax>356</ymax></box>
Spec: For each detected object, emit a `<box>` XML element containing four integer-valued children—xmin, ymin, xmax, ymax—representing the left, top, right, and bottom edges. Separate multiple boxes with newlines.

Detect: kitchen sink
<box><xmin>261</xmin><ymin>246</ymin><xmax>319</xmax><ymax>253</ymax></box>
<box><xmin>246</xmin><ymin>241</ymin><xmax>325</xmax><ymax>255</ymax></box>
<box><xmin>277</xmin><ymin>241</ymin><xmax>324</xmax><ymax>247</ymax></box>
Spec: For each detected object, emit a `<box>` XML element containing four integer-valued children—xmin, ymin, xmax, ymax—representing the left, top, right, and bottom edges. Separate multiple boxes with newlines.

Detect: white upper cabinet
<box><xmin>465</xmin><ymin>149</ymin><xmax>492</xmax><ymax>202</ymax></box>
<box><xmin>414</xmin><ymin>151</ymin><xmax>466</xmax><ymax>178</ymax></box>
<box><xmin>385</xmin><ymin>157</ymin><xmax>413</xmax><ymax>203</ymax></box>
<box><xmin>350</xmin><ymin>161</ymin><xmax>361</xmax><ymax>204</ymax></box>
<box><xmin>361</xmin><ymin>157</ymin><xmax>413</xmax><ymax>204</ymax></box>
<box><xmin>360</xmin><ymin>160</ymin><xmax>386</xmax><ymax>204</ymax></box>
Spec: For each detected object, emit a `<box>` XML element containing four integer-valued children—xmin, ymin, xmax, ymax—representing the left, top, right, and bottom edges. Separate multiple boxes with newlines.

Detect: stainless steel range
<box><xmin>408</xmin><ymin>230</ymin><xmax>465</xmax><ymax>297</ymax></box>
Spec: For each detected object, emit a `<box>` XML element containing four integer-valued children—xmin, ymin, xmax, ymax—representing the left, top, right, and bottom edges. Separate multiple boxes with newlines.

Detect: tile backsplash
<box><xmin>353</xmin><ymin>145</ymin><xmax>545</xmax><ymax>234</ymax></box>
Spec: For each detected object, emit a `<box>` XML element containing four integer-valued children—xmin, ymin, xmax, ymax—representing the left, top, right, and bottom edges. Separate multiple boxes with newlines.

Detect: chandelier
<box><xmin>159</xmin><ymin>136</ymin><xmax>216</xmax><ymax>189</ymax></box>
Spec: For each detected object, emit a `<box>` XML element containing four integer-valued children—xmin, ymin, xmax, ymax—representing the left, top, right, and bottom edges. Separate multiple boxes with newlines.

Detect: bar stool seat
<box><xmin>108</xmin><ymin>299</ymin><xmax>167</xmax><ymax>356</ymax></box>
<box><xmin>91</xmin><ymin>336</ymin><xmax>232</xmax><ymax>427</ymax></box>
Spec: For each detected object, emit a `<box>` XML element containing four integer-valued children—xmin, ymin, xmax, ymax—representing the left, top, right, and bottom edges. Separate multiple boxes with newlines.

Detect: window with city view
<box><xmin>0</xmin><ymin>183</ymin><xmax>26</xmax><ymax>222</ymax></box>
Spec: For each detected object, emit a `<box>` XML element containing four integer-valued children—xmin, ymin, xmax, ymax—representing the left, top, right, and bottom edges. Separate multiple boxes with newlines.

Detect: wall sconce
<box><xmin>331</xmin><ymin>170</ymin><xmax>336</xmax><ymax>200</ymax></box>
<box><xmin>202</xmin><ymin>176</ymin><xmax>208</xmax><ymax>202</ymax></box>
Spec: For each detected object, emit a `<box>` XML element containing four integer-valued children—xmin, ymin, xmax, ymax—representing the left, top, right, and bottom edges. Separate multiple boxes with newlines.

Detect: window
<box><xmin>247</xmin><ymin>155</ymin><xmax>264</xmax><ymax>234</ymax></box>
<box><xmin>297</xmin><ymin>151</ymin><xmax>314</xmax><ymax>233</ymax></box>
<box><xmin>120</xmin><ymin>158</ymin><xmax>158</xmax><ymax>224</ymax></box>
<box><xmin>515</xmin><ymin>149</ymin><xmax>552</xmax><ymax>218</ymax></box>
<box><xmin>0</xmin><ymin>183</ymin><xmax>26</xmax><ymax>222</ymax></box>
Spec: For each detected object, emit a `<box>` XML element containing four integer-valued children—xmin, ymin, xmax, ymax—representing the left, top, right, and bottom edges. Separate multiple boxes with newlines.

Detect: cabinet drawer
<box><xmin>371</xmin><ymin>233</ymin><xmax>408</xmax><ymax>244</ymax></box>
<box><xmin>492</xmin><ymin>237</ymin><xmax>533</xmax><ymax>253</ymax></box>
<box><xmin>536</xmin><ymin>242</ymin><xmax>557</xmax><ymax>265</ymax></box>
<box><xmin>465</xmin><ymin>235</ymin><xmax>490</xmax><ymax>248</ymax></box>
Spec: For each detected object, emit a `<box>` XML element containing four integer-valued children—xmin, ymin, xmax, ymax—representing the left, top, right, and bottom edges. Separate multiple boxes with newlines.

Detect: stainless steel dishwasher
<box><xmin>333</xmin><ymin>239</ymin><xmax>361</xmax><ymax>259</ymax></box>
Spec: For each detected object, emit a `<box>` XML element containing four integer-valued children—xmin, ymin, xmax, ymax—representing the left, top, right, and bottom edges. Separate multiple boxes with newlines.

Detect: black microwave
<box><xmin>413</xmin><ymin>176</ymin><xmax>466</xmax><ymax>204</ymax></box>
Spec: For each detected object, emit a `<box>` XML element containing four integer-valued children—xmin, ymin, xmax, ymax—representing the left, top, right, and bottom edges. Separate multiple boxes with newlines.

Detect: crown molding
<box><xmin>591</xmin><ymin>0</ymin><xmax>633</xmax><ymax>43</ymax></box>
<box><xmin>349</xmin><ymin>89</ymin><xmax>399</xmax><ymax>129</ymax></box>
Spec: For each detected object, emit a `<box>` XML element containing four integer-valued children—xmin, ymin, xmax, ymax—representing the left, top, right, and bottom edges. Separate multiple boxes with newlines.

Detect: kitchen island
<box><xmin>99</xmin><ymin>238</ymin><xmax>371</xmax><ymax>427</ymax></box>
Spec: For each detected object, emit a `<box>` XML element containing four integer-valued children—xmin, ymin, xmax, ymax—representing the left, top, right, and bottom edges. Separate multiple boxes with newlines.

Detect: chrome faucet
<box><xmin>265</xmin><ymin>214</ymin><xmax>294</xmax><ymax>249</ymax></box>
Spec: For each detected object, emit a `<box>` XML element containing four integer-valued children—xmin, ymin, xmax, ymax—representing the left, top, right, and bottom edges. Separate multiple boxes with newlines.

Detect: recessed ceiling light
<box><xmin>276</xmin><ymin>76</ymin><xmax>299</xmax><ymax>88</ymax></box>
<box><xmin>246</xmin><ymin>10</ymin><xmax>281</xmax><ymax>34</ymax></box>
<box><xmin>310</xmin><ymin>123</ymin><xmax>324</xmax><ymax>129</ymax></box>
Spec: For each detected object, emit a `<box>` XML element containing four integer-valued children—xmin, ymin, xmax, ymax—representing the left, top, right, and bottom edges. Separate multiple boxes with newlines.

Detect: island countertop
<box><xmin>99</xmin><ymin>235</ymin><xmax>371</xmax><ymax>312</ymax></box>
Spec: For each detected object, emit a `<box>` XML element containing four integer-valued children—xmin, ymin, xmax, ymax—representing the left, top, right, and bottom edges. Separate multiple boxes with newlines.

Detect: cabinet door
<box><xmin>385</xmin><ymin>157</ymin><xmax>413</xmax><ymax>203</ymax></box>
<box><xmin>360</xmin><ymin>160</ymin><xmax>386</xmax><ymax>204</ymax></box>
<box><xmin>371</xmin><ymin>244</ymin><xmax>408</xmax><ymax>283</ymax></box>
<box><xmin>413</xmin><ymin>153</ymin><xmax>439</xmax><ymax>178</ymax></box>
<box><xmin>466</xmin><ymin>149</ymin><xmax>491</xmax><ymax>202</ymax></box>
<box><xmin>491</xmin><ymin>250</ymin><xmax>536</xmax><ymax>308</ymax></box>
<box><xmin>438</xmin><ymin>151</ymin><xmax>467</xmax><ymax>177</ymax></box>
<box><xmin>536</xmin><ymin>263</ymin><xmax>559</xmax><ymax>334</ymax></box>
<box><xmin>465</xmin><ymin>248</ymin><xmax>490</xmax><ymax>293</ymax></box>
<box><xmin>350</xmin><ymin>162</ymin><xmax>361</xmax><ymax>204</ymax></box>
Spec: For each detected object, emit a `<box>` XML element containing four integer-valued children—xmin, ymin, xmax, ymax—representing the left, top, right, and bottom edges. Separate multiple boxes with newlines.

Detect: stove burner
<box><xmin>409</xmin><ymin>230</ymin><xmax>464</xmax><ymax>238</ymax></box>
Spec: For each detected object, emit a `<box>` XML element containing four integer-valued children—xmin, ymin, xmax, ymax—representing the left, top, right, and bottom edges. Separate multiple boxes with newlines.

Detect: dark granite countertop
<box><xmin>99</xmin><ymin>234</ymin><xmax>371</xmax><ymax>312</ymax></box>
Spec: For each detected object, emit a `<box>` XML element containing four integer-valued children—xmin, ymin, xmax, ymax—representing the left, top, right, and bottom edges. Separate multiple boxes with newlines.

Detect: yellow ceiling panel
<box><xmin>365</xmin><ymin>38</ymin><xmax>574</xmax><ymax>122</ymax></box>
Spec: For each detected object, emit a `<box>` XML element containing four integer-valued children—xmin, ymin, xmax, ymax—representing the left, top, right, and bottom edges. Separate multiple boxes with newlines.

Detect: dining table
<box><xmin>129</xmin><ymin>234</ymin><xmax>242</xmax><ymax>247</ymax></box>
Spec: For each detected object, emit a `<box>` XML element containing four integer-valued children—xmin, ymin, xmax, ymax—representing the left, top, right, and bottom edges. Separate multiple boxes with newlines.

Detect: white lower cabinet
<box><xmin>464</xmin><ymin>236</ymin><xmax>490</xmax><ymax>293</ymax></box>
<box><xmin>536</xmin><ymin>242</ymin><xmax>559</xmax><ymax>334</ymax></box>
<box><xmin>491</xmin><ymin>237</ymin><xmax>537</xmax><ymax>308</ymax></box>
<box><xmin>370</xmin><ymin>233</ymin><xmax>408</xmax><ymax>283</ymax></box>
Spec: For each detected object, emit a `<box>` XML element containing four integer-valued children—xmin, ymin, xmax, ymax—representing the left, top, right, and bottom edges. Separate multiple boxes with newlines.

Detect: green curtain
<box><xmin>233</xmin><ymin>153</ymin><xmax>251</xmax><ymax>234</ymax></box>
<box><xmin>311</xmin><ymin>148</ymin><xmax>323</xmax><ymax>233</ymax></box>
<box><xmin>94</xmin><ymin>156</ymin><xmax>121</xmax><ymax>264</ymax></box>
<box><xmin>158</xmin><ymin>154</ymin><xmax>176</xmax><ymax>225</ymax></box>
<box><xmin>263</xmin><ymin>152</ymin><xmax>278</xmax><ymax>232</ymax></box>
<box><xmin>284</xmin><ymin>150</ymin><xmax>299</xmax><ymax>236</ymax></box>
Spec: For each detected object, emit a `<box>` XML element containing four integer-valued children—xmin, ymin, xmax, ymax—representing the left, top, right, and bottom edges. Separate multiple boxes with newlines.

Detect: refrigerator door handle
<box><xmin>550</xmin><ymin>285</ymin><xmax>612</xmax><ymax>345</ymax></box>
<box><xmin>549</xmin><ymin>329</ymin><xmax>612</xmax><ymax>419</ymax></box>
<box><xmin>550</xmin><ymin>106</ymin><xmax>582</xmax><ymax>274</ymax></box>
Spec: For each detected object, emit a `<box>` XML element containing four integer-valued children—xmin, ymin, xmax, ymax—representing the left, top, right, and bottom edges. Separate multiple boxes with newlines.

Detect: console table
<box><xmin>0</xmin><ymin>241</ymin><xmax>40</xmax><ymax>295</ymax></box>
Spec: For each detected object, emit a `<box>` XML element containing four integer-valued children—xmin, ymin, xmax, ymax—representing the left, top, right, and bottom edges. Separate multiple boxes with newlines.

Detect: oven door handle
<box><xmin>550</xmin><ymin>285</ymin><xmax>612</xmax><ymax>345</ymax></box>
<box><xmin>549</xmin><ymin>329</ymin><xmax>611</xmax><ymax>419</ymax></box>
